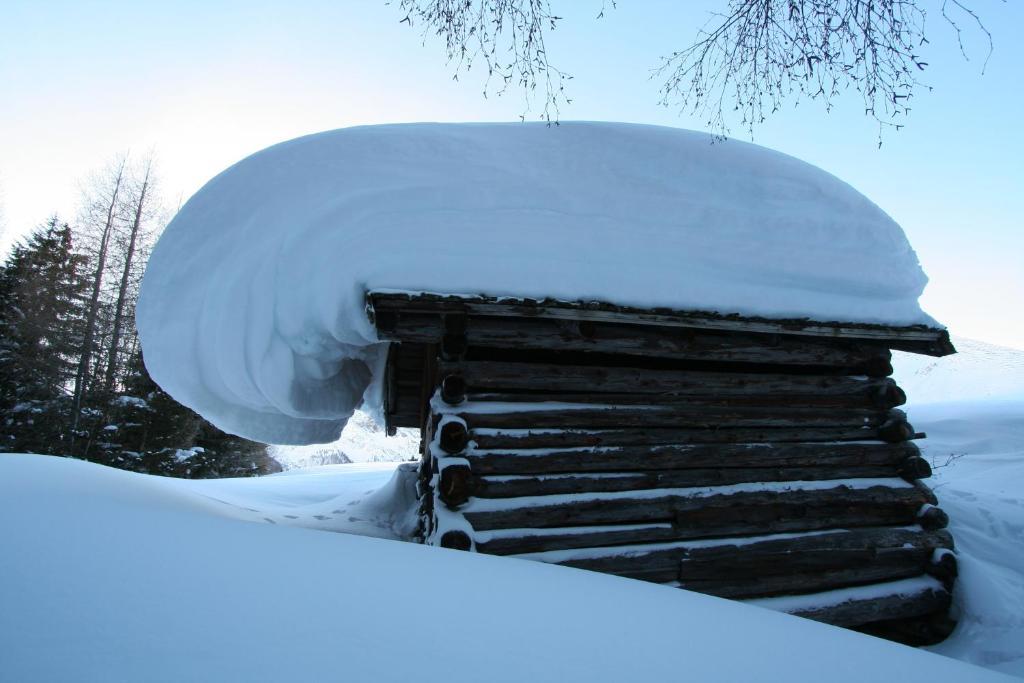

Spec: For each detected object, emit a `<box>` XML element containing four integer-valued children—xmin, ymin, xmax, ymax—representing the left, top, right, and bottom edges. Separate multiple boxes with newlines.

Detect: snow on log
<box><xmin>458</xmin><ymin>442</ymin><xmax>921</xmax><ymax>476</ymax></box>
<box><xmin>466</xmin><ymin>426</ymin><xmax>917</xmax><ymax>450</ymax></box>
<box><xmin>459</xmin><ymin>479</ymin><xmax>926</xmax><ymax>531</ymax></box>
<box><xmin>448</xmin><ymin>404</ymin><xmax>901</xmax><ymax>430</ymax></box>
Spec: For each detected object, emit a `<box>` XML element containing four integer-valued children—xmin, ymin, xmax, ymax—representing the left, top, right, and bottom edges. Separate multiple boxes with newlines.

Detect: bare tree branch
<box><xmin>656</xmin><ymin>0</ymin><xmax>1001</xmax><ymax>144</ymax></box>
<box><xmin>390</xmin><ymin>1</ymin><xmax>999</xmax><ymax>142</ymax></box>
<box><xmin>393</xmin><ymin>0</ymin><xmax>571</xmax><ymax>121</ymax></box>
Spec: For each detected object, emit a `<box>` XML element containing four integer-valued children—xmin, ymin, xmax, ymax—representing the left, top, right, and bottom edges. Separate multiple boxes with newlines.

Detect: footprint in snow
<box><xmin>283</xmin><ymin>514</ymin><xmax>299</xmax><ymax>519</ymax></box>
<box><xmin>263</xmin><ymin>518</ymin><xmax>277</xmax><ymax>524</ymax></box>
<box><xmin>313</xmin><ymin>515</ymin><xmax>332</xmax><ymax>521</ymax></box>
<box><xmin>332</xmin><ymin>509</ymin><xmax>345</xmax><ymax>514</ymax></box>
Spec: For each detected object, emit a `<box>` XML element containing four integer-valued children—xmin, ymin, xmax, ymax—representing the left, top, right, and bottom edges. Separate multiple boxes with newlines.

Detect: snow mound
<box><xmin>137</xmin><ymin>122</ymin><xmax>934</xmax><ymax>444</ymax></box>
<box><xmin>0</xmin><ymin>454</ymin><xmax>1012</xmax><ymax>682</ymax></box>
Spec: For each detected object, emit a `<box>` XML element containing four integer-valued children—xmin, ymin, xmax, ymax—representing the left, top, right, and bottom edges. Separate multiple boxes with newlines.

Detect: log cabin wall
<box><xmin>369</xmin><ymin>292</ymin><xmax>958</xmax><ymax>646</ymax></box>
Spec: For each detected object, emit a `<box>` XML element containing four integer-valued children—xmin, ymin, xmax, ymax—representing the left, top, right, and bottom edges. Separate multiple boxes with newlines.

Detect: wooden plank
<box><xmin>462</xmin><ymin>442</ymin><xmax>920</xmax><ymax>476</ymax></box>
<box><xmin>473</xmin><ymin>465</ymin><xmax>902</xmax><ymax>499</ymax></box>
<box><xmin>677</xmin><ymin>528</ymin><xmax>954</xmax><ymax>579</ymax></box>
<box><xmin>462</xmin><ymin>482</ymin><xmax>927</xmax><ymax>531</ymax></box>
<box><xmin>774</xmin><ymin>579</ymin><xmax>952</xmax><ymax>627</ymax></box>
<box><xmin>454</xmin><ymin>404</ymin><xmax>898</xmax><ymax>430</ymax></box>
<box><xmin>682</xmin><ymin>565</ymin><xmax>928</xmax><ymax>600</ymax></box>
<box><xmin>369</xmin><ymin>291</ymin><xmax>954</xmax><ymax>355</ymax></box>
<box><xmin>531</xmin><ymin>528</ymin><xmax>952</xmax><ymax>587</ymax></box>
<box><xmin>468</xmin><ymin>425</ymin><xmax>913</xmax><ymax>449</ymax></box>
<box><xmin>381</xmin><ymin>313</ymin><xmax>894</xmax><ymax>373</ymax></box>
<box><xmin>461</xmin><ymin>389</ymin><xmax>905</xmax><ymax>410</ymax></box>
<box><xmin>442</xmin><ymin>361</ymin><xmax>906</xmax><ymax>408</ymax></box>
<box><xmin>475</xmin><ymin>523</ymin><xmax>684</xmax><ymax>555</ymax></box>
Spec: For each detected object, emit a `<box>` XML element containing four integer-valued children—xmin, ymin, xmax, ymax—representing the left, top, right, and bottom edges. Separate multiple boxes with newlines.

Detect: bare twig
<box><xmin>393</xmin><ymin>0</ymin><xmax>571</xmax><ymax>121</ymax></box>
<box><xmin>655</xmin><ymin>0</ymin><xmax>999</xmax><ymax>144</ymax></box>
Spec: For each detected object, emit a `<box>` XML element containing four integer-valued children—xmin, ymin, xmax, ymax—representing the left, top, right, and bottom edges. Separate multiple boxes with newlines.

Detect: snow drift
<box><xmin>137</xmin><ymin>122</ymin><xmax>935</xmax><ymax>444</ymax></box>
<box><xmin>1</xmin><ymin>453</ymin><xmax>1014</xmax><ymax>682</ymax></box>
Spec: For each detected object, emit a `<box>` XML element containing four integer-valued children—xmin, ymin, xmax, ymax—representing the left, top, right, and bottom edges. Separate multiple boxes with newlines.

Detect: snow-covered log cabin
<box><xmin>137</xmin><ymin>122</ymin><xmax>959</xmax><ymax>647</ymax></box>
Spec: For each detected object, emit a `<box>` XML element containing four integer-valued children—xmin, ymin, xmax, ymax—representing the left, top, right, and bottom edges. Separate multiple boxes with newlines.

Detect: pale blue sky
<box><xmin>1</xmin><ymin>0</ymin><xmax>1021</xmax><ymax>346</ymax></box>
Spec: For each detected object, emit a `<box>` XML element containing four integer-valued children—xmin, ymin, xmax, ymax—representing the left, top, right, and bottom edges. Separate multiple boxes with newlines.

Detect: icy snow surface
<box><xmin>137</xmin><ymin>122</ymin><xmax>935</xmax><ymax>445</ymax></box>
<box><xmin>1</xmin><ymin>454</ymin><xmax>1014</xmax><ymax>682</ymax></box>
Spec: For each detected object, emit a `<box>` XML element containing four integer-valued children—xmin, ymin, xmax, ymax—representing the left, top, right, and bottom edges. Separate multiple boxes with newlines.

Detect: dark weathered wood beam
<box><xmin>368</xmin><ymin>291</ymin><xmax>955</xmax><ymax>356</ymax></box>
<box><xmin>461</xmin><ymin>442</ymin><xmax>920</xmax><ymax>476</ymax></box>
<box><xmin>462</xmin><ymin>482</ymin><xmax>927</xmax><ymax>531</ymax></box>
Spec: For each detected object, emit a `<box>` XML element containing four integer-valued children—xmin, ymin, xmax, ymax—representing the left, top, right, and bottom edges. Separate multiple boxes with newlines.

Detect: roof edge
<box><xmin>367</xmin><ymin>290</ymin><xmax>955</xmax><ymax>357</ymax></box>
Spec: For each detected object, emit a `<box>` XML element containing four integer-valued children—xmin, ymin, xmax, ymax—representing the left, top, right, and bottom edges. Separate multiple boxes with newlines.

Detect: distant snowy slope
<box><xmin>270</xmin><ymin>410</ymin><xmax>418</xmax><ymax>469</ymax></box>
<box><xmin>894</xmin><ymin>336</ymin><xmax>1024</xmax><ymax>404</ymax></box>
<box><xmin>0</xmin><ymin>454</ymin><xmax>1011</xmax><ymax>682</ymax></box>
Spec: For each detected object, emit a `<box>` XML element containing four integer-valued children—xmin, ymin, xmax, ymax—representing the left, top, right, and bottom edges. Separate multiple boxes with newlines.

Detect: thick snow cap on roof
<box><xmin>137</xmin><ymin>122</ymin><xmax>936</xmax><ymax>444</ymax></box>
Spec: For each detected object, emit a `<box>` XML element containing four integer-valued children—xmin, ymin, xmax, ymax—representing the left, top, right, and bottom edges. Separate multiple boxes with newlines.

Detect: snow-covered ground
<box><xmin>1</xmin><ymin>444</ymin><xmax>1017</xmax><ymax>682</ymax></box>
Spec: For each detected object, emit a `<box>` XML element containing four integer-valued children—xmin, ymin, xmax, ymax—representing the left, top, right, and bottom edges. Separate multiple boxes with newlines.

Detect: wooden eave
<box><xmin>367</xmin><ymin>290</ymin><xmax>956</xmax><ymax>357</ymax></box>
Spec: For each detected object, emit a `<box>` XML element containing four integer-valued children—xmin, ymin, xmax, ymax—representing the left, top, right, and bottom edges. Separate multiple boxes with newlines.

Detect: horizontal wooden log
<box><xmin>898</xmin><ymin>456</ymin><xmax>932</xmax><ymax>481</ymax></box>
<box><xmin>440</xmin><ymin>361</ymin><xmax>907</xmax><ymax>409</ymax></box>
<box><xmin>677</xmin><ymin>527</ymin><xmax>952</xmax><ymax>570</ymax></box>
<box><xmin>369</xmin><ymin>291</ymin><xmax>954</xmax><ymax>356</ymax></box>
<box><xmin>438</xmin><ymin>530</ymin><xmax>472</xmax><ymax>551</ymax></box>
<box><xmin>682</xmin><ymin>564</ymin><xmax>928</xmax><ymax>600</ymax></box>
<box><xmin>776</xmin><ymin>579</ymin><xmax>952</xmax><ymax>627</ymax></box>
<box><xmin>926</xmin><ymin>551</ymin><xmax>958</xmax><ymax>586</ymax></box>
<box><xmin>476</xmin><ymin>523</ymin><xmax>683</xmax><ymax>555</ymax></box>
<box><xmin>461</xmin><ymin>390</ymin><xmax>906</xmax><ymax>412</ymax></box>
<box><xmin>878</xmin><ymin>417</ymin><xmax>917</xmax><ymax>443</ymax></box>
<box><xmin>569</xmin><ymin>529</ymin><xmax>947</xmax><ymax>582</ymax></box>
<box><xmin>918</xmin><ymin>506</ymin><xmax>950</xmax><ymax>531</ymax></box>
<box><xmin>381</xmin><ymin>312</ymin><xmax>894</xmax><ymax>373</ymax></box>
<box><xmin>473</xmin><ymin>465</ymin><xmax>902</xmax><ymax>499</ymax></box>
<box><xmin>439</xmin><ymin>464</ymin><xmax>474</xmax><ymax>508</ymax></box>
<box><xmin>912</xmin><ymin>479</ymin><xmax>939</xmax><ymax>506</ymax></box>
<box><xmin>462</xmin><ymin>442</ymin><xmax>920</xmax><ymax>476</ymax></box>
<box><xmin>454</xmin><ymin>405</ymin><xmax>898</xmax><ymax>431</ymax></box>
<box><xmin>462</xmin><ymin>482</ymin><xmax>926</xmax><ymax>531</ymax></box>
<box><xmin>440</xmin><ymin>374</ymin><xmax>467</xmax><ymax>405</ymax></box>
<box><xmin>535</xmin><ymin>527</ymin><xmax>952</xmax><ymax>585</ymax></box>
<box><xmin>475</xmin><ymin>510</ymin><xmax>928</xmax><ymax>555</ymax></box>
<box><xmin>855</xmin><ymin>612</ymin><xmax>958</xmax><ymax>647</ymax></box>
<box><xmin>439</xmin><ymin>421</ymin><xmax>469</xmax><ymax>454</ymax></box>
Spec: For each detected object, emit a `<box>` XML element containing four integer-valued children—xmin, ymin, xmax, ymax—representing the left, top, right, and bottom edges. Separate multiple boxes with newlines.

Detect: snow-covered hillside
<box><xmin>894</xmin><ymin>336</ymin><xmax>1024</xmax><ymax>404</ymax></box>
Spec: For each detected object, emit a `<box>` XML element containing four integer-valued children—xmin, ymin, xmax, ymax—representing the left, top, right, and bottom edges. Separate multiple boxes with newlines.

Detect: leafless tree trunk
<box><xmin>71</xmin><ymin>157</ymin><xmax>126</xmax><ymax>435</ymax></box>
<box><xmin>104</xmin><ymin>158</ymin><xmax>152</xmax><ymax>395</ymax></box>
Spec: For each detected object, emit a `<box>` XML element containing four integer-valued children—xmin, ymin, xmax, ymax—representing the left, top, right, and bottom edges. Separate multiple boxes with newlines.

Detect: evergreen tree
<box><xmin>0</xmin><ymin>218</ymin><xmax>88</xmax><ymax>454</ymax></box>
<box><xmin>94</xmin><ymin>347</ymin><xmax>280</xmax><ymax>478</ymax></box>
